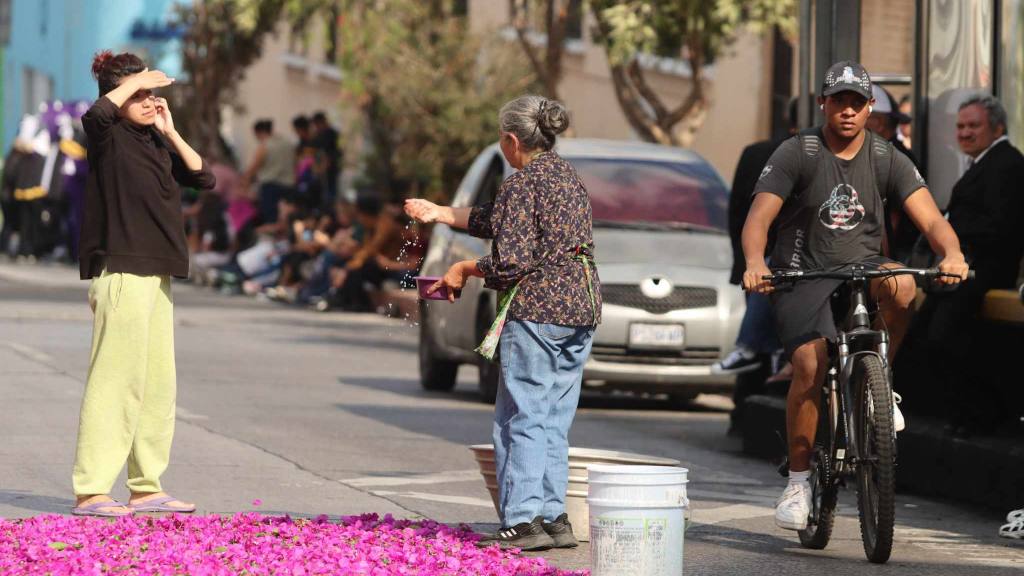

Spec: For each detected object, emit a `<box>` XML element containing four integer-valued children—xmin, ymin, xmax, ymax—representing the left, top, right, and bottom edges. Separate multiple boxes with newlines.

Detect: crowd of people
<box><xmin>0</xmin><ymin>102</ymin><xmax>427</xmax><ymax>315</ymax></box>
<box><xmin>188</xmin><ymin>113</ymin><xmax>426</xmax><ymax>313</ymax></box>
<box><xmin>0</xmin><ymin>101</ymin><xmax>90</xmax><ymax>262</ymax></box>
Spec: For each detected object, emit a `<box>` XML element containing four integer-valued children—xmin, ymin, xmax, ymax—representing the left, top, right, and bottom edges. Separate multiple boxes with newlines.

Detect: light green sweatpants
<box><xmin>72</xmin><ymin>270</ymin><xmax>177</xmax><ymax>496</ymax></box>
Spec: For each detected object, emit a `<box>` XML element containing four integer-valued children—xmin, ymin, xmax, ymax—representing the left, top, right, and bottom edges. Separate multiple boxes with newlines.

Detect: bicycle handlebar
<box><xmin>763</xmin><ymin>266</ymin><xmax>975</xmax><ymax>285</ymax></box>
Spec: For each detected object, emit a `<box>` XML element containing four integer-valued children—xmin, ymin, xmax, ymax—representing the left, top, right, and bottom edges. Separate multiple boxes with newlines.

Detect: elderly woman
<box><xmin>405</xmin><ymin>95</ymin><xmax>600</xmax><ymax>550</ymax></box>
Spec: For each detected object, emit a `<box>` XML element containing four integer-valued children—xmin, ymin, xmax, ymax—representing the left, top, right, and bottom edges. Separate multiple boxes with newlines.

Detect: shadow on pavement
<box><xmin>0</xmin><ymin>490</ymin><xmax>74</xmax><ymax>515</ymax></box>
<box><xmin>339</xmin><ymin>375</ymin><xmax>730</xmax><ymax>413</ymax></box>
<box><xmin>333</xmin><ymin>384</ymin><xmax>716</xmax><ymax>448</ymax></box>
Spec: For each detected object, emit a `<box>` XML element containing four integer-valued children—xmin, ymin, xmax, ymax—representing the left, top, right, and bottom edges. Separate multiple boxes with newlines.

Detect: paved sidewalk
<box><xmin>2</xmin><ymin>261</ymin><xmax>1022</xmax><ymax>574</ymax></box>
<box><xmin>0</xmin><ymin>341</ymin><xmax>410</xmax><ymax>520</ymax></box>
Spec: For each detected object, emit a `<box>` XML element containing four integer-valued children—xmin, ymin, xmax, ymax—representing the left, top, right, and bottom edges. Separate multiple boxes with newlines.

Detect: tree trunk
<box><xmin>510</xmin><ymin>0</ymin><xmax>565</xmax><ymax>100</ymax></box>
<box><xmin>590</xmin><ymin>4</ymin><xmax>710</xmax><ymax>148</ymax></box>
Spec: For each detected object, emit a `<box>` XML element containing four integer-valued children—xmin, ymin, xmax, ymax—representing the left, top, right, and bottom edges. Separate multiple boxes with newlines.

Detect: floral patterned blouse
<box><xmin>469</xmin><ymin>150</ymin><xmax>602</xmax><ymax>327</ymax></box>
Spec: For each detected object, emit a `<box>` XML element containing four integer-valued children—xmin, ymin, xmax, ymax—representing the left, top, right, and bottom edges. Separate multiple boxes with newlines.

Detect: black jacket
<box><xmin>947</xmin><ymin>139</ymin><xmax>1024</xmax><ymax>288</ymax></box>
<box><xmin>728</xmin><ymin>138</ymin><xmax>783</xmax><ymax>284</ymax></box>
<box><xmin>79</xmin><ymin>97</ymin><xmax>216</xmax><ymax>279</ymax></box>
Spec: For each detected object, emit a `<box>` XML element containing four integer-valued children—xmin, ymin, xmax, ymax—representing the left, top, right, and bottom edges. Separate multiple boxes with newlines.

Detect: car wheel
<box><xmin>476</xmin><ymin>301</ymin><xmax>499</xmax><ymax>404</ymax></box>
<box><xmin>419</xmin><ymin>303</ymin><xmax>458</xmax><ymax>391</ymax></box>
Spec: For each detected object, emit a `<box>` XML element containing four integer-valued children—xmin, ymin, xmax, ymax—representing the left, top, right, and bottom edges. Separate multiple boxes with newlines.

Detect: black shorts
<box><xmin>770</xmin><ymin>257</ymin><xmax>896</xmax><ymax>358</ymax></box>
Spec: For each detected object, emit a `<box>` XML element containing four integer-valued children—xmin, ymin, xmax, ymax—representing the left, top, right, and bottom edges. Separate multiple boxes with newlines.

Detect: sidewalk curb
<box><xmin>740</xmin><ymin>394</ymin><xmax>1024</xmax><ymax>512</ymax></box>
<box><xmin>0</xmin><ymin>261</ymin><xmax>83</xmax><ymax>289</ymax></box>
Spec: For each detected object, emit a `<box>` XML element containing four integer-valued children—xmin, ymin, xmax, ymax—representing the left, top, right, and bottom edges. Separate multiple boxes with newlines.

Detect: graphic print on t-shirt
<box><xmin>817</xmin><ymin>183</ymin><xmax>865</xmax><ymax>231</ymax></box>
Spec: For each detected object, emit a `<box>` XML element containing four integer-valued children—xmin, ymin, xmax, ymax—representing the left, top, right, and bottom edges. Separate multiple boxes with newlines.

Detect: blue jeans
<box><xmin>736</xmin><ymin>291</ymin><xmax>779</xmax><ymax>354</ymax></box>
<box><xmin>493</xmin><ymin>319</ymin><xmax>594</xmax><ymax>527</ymax></box>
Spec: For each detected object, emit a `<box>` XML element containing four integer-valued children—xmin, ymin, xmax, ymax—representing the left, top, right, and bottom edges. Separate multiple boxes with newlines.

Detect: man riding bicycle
<box><xmin>741</xmin><ymin>61</ymin><xmax>970</xmax><ymax>531</ymax></box>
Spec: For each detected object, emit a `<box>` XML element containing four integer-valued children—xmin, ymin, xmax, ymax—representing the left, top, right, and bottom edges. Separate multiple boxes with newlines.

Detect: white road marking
<box><xmin>175</xmin><ymin>406</ymin><xmax>209</xmax><ymax>421</ymax></box>
<box><xmin>691</xmin><ymin>504</ymin><xmax>775</xmax><ymax>526</ymax></box>
<box><xmin>4</xmin><ymin>341</ymin><xmax>55</xmax><ymax>364</ymax></box>
<box><xmin>343</xmin><ymin>469</ymin><xmax>481</xmax><ymax>488</ymax></box>
<box><xmin>899</xmin><ymin>527</ymin><xmax>1024</xmax><ymax>568</ymax></box>
<box><xmin>370</xmin><ymin>489</ymin><xmax>494</xmax><ymax>508</ymax></box>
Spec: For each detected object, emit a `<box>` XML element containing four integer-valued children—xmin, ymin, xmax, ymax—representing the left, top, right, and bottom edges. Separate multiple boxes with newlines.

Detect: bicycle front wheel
<box><xmin>853</xmin><ymin>354</ymin><xmax>896</xmax><ymax>564</ymax></box>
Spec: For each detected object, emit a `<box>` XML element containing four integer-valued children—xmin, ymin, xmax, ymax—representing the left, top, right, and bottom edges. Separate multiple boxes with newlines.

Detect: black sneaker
<box><xmin>476</xmin><ymin>516</ymin><xmax>555</xmax><ymax>551</ymax></box>
<box><xmin>542</xmin><ymin>513</ymin><xmax>578</xmax><ymax>548</ymax></box>
<box><xmin>710</xmin><ymin>348</ymin><xmax>761</xmax><ymax>374</ymax></box>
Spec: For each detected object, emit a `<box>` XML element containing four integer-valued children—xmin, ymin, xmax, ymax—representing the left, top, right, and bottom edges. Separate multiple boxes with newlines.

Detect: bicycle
<box><xmin>764</xmin><ymin>264</ymin><xmax>972</xmax><ymax>564</ymax></box>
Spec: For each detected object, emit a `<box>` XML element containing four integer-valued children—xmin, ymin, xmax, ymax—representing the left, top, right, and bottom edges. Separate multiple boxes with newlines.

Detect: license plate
<box><xmin>628</xmin><ymin>323</ymin><xmax>685</xmax><ymax>349</ymax></box>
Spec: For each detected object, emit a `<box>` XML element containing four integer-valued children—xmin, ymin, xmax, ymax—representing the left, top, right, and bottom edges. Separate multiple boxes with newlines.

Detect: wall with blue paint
<box><xmin>3</xmin><ymin>0</ymin><xmax>182</xmax><ymax>149</ymax></box>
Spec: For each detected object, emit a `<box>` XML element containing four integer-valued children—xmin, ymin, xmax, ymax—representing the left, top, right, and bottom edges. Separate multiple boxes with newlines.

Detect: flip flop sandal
<box><xmin>71</xmin><ymin>499</ymin><xmax>133</xmax><ymax>517</ymax></box>
<box><xmin>1007</xmin><ymin>508</ymin><xmax>1024</xmax><ymax>523</ymax></box>
<box><xmin>129</xmin><ymin>495</ymin><xmax>196</xmax><ymax>513</ymax></box>
<box><xmin>999</xmin><ymin>517</ymin><xmax>1024</xmax><ymax>540</ymax></box>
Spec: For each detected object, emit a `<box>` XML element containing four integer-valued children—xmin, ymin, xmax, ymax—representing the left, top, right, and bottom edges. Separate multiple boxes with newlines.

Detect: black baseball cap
<box><xmin>822</xmin><ymin>61</ymin><xmax>872</xmax><ymax>100</ymax></box>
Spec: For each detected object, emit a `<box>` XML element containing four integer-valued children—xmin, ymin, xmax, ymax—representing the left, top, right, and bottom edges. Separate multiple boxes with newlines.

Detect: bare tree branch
<box><xmin>664</xmin><ymin>40</ymin><xmax>707</xmax><ymax>127</ymax></box>
<box><xmin>626</xmin><ymin>59</ymin><xmax>669</xmax><ymax>120</ymax></box>
<box><xmin>543</xmin><ymin>0</ymin><xmax>566</xmax><ymax>99</ymax></box>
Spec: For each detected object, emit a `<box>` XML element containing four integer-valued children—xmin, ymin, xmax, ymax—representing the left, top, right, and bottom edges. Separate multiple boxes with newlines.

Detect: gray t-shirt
<box><xmin>753</xmin><ymin>129</ymin><xmax>926</xmax><ymax>270</ymax></box>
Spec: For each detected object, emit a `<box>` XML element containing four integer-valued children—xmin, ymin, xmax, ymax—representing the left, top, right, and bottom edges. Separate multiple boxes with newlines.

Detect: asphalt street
<box><xmin>0</xmin><ymin>261</ymin><xmax>1021</xmax><ymax>574</ymax></box>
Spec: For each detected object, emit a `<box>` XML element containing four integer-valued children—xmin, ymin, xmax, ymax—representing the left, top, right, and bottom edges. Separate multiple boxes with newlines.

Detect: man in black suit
<box><xmin>718</xmin><ymin>101</ymin><xmax>798</xmax><ymax>432</ymax></box>
<box><xmin>913</xmin><ymin>94</ymin><xmax>1024</xmax><ymax>434</ymax></box>
<box><xmin>718</xmin><ymin>103</ymin><xmax>797</xmax><ymax>374</ymax></box>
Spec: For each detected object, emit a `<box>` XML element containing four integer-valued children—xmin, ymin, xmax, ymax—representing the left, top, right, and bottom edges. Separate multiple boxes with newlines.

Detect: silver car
<box><xmin>417</xmin><ymin>138</ymin><xmax>743</xmax><ymax>403</ymax></box>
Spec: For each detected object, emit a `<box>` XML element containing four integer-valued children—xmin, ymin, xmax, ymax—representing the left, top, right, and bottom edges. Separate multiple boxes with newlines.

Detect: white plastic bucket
<box><xmin>469</xmin><ymin>445</ymin><xmax>680</xmax><ymax>541</ymax></box>
<box><xmin>588</xmin><ymin>465</ymin><xmax>689</xmax><ymax>576</ymax></box>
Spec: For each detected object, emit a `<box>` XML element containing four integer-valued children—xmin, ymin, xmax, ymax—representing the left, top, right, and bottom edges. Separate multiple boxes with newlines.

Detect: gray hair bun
<box><xmin>499</xmin><ymin>95</ymin><xmax>571</xmax><ymax>151</ymax></box>
<box><xmin>537</xmin><ymin>99</ymin><xmax>570</xmax><ymax>137</ymax></box>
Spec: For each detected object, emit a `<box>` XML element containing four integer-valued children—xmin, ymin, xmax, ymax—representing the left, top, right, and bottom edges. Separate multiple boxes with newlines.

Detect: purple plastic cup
<box><xmin>415</xmin><ymin>276</ymin><xmax>461</xmax><ymax>301</ymax></box>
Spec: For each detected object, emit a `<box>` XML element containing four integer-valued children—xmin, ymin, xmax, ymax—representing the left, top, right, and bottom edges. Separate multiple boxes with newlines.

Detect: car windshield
<box><xmin>567</xmin><ymin>157</ymin><xmax>728</xmax><ymax>232</ymax></box>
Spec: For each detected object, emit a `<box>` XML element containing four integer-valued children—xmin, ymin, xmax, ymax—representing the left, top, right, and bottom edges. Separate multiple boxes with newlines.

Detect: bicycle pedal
<box><xmin>777</xmin><ymin>458</ymin><xmax>790</xmax><ymax>478</ymax></box>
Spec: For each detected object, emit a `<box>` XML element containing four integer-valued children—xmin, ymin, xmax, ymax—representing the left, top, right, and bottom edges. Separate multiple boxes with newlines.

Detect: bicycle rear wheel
<box><xmin>798</xmin><ymin>444</ymin><xmax>838</xmax><ymax>549</ymax></box>
<box><xmin>853</xmin><ymin>354</ymin><xmax>896</xmax><ymax>564</ymax></box>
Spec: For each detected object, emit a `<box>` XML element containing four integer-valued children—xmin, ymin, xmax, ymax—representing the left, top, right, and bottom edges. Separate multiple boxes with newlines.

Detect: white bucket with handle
<box><xmin>588</xmin><ymin>465</ymin><xmax>689</xmax><ymax>576</ymax></box>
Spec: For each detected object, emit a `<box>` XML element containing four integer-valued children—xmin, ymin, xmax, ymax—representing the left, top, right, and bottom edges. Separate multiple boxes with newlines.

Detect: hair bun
<box><xmin>91</xmin><ymin>51</ymin><xmax>114</xmax><ymax>79</ymax></box>
<box><xmin>537</xmin><ymin>99</ymin><xmax>570</xmax><ymax>136</ymax></box>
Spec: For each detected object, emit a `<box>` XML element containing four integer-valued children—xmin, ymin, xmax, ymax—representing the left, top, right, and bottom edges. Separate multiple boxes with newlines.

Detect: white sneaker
<box><xmin>1006</xmin><ymin>508</ymin><xmax>1024</xmax><ymax>523</ymax></box>
<box><xmin>893</xmin><ymin>392</ymin><xmax>905</xmax><ymax>433</ymax></box>
<box><xmin>775</xmin><ymin>482</ymin><xmax>812</xmax><ymax>531</ymax></box>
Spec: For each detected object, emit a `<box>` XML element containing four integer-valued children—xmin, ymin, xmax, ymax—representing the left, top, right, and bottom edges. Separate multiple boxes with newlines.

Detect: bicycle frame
<box><xmin>829</xmin><ymin>273</ymin><xmax>890</xmax><ymax>479</ymax></box>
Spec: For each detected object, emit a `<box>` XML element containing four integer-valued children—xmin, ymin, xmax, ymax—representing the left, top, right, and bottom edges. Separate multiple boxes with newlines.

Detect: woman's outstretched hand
<box><xmin>404</xmin><ymin>199</ymin><xmax>452</xmax><ymax>225</ymax></box>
